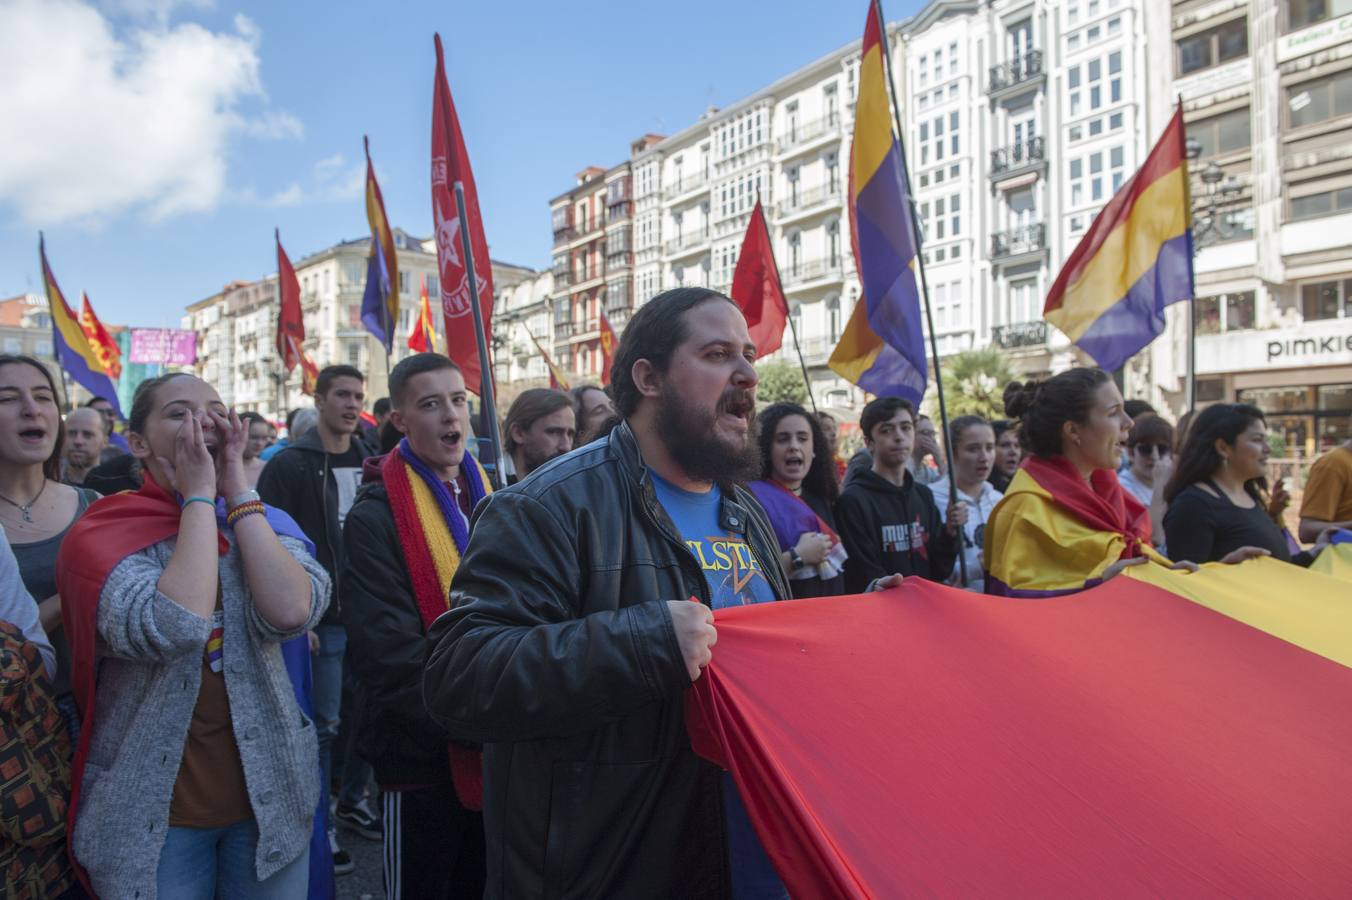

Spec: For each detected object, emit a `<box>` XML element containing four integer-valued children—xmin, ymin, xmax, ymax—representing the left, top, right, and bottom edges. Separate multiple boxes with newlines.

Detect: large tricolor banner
<box><xmin>1044</xmin><ymin>106</ymin><xmax>1194</xmax><ymax>370</ymax></box>
<box><xmin>686</xmin><ymin>550</ymin><xmax>1352</xmax><ymax>897</ymax></box>
<box><xmin>39</xmin><ymin>236</ymin><xmax>123</xmax><ymax>417</ymax></box>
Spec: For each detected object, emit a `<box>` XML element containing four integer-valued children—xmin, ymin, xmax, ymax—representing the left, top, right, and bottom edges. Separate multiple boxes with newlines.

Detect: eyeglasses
<box><xmin>1132</xmin><ymin>443</ymin><xmax>1171</xmax><ymax>458</ymax></box>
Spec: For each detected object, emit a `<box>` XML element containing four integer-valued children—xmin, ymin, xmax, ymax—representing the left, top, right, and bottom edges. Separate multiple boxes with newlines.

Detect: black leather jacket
<box><xmin>424</xmin><ymin>422</ymin><xmax>790</xmax><ymax>899</ymax></box>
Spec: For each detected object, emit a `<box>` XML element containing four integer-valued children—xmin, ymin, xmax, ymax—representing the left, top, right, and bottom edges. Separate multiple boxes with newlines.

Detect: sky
<box><xmin>0</xmin><ymin>0</ymin><xmax>924</xmax><ymax>328</ymax></box>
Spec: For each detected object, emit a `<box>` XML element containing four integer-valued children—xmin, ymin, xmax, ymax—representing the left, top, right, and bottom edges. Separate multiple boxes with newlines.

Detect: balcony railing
<box><xmin>778</xmin><ymin>183</ymin><xmax>839</xmax><ymax>217</ymax></box>
<box><xmin>552</xmin><ymin>225</ymin><xmax>576</xmax><ymax>246</ymax></box>
<box><xmin>662</xmin><ymin>171</ymin><xmax>709</xmax><ymax>199</ymax></box>
<box><xmin>781</xmin><ymin>257</ymin><xmax>843</xmax><ymax>287</ymax></box>
<box><xmin>990</xmin><ymin>223</ymin><xmax>1046</xmax><ymax>258</ymax></box>
<box><xmin>777</xmin><ymin>115</ymin><xmax>842</xmax><ymax>153</ymax></box>
<box><xmin>606</xmin><ymin>203</ymin><xmax>632</xmax><ymax>223</ymax></box>
<box><xmin>990</xmin><ymin>137</ymin><xmax>1046</xmax><ymax>175</ymax></box>
<box><xmin>553</xmin><ymin>270</ymin><xmax>573</xmax><ymax>288</ymax></box>
<box><xmin>664</xmin><ymin>231</ymin><xmax>710</xmax><ymax>255</ymax></box>
<box><xmin>988</xmin><ymin>50</ymin><xmax>1044</xmax><ymax>93</ymax></box>
<box><xmin>555</xmin><ymin>320</ymin><xmax>575</xmax><ymax>339</ymax></box>
<box><xmin>606</xmin><ymin>251</ymin><xmax>633</xmax><ymax>271</ymax></box>
<box><xmin>606</xmin><ymin>307</ymin><xmax>633</xmax><ymax>330</ymax></box>
<box><xmin>992</xmin><ymin>320</ymin><xmax>1048</xmax><ymax>349</ymax></box>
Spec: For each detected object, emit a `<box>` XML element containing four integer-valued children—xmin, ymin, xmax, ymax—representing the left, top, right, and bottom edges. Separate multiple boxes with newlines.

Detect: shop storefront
<box><xmin>1195</xmin><ymin>317</ymin><xmax>1352</xmax><ymax>457</ymax></box>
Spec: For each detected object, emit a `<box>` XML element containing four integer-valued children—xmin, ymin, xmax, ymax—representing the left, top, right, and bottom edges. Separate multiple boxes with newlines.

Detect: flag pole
<box><xmin>875</xmin><ymin>0</ymin><xmax>967</xmax><ymax>587</ymax></box>
<box><xmin>1177</xmin><ymin>95</ymin><xmax>1197</xmax><ymax>412</ymax></box>
<box><xmin>453</xmin><ymin>182</ymin><xmax>504</xmax><ymax>489</ymax></box>
<box><xmin>757</xmin><ymin>192</ymin><xmax>818</xmax><ymax>415</ymax></box>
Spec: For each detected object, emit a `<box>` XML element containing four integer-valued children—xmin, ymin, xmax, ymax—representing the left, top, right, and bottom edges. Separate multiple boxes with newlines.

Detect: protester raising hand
<box><xmin>156</xmin><ymin>411</ymin><xmax>217</xmax><ymax>500</ymax></box>
<box><xmin>207</xmin><ymin>407</ymin><xmax>250</xmax><ymax>497</ymax></box>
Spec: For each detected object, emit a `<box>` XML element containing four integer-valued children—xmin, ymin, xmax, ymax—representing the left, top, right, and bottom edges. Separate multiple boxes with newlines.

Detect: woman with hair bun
<box><xmin>983</xmin><ymin>367</ymin><xmax>1188</xmax><ymax>596</ymax></box>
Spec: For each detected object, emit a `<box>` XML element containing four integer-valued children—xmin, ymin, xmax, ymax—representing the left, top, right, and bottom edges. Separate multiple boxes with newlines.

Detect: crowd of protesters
<box><xmin>2</xmin><ymin>287</ymin><xmax>1351</xmax><ymax>898</ymax></box>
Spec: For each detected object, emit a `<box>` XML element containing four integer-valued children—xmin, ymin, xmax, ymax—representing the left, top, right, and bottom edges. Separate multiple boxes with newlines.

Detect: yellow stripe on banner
<box><xmin>1127</xmin><ymin>550</ymin><xmax>1352</xmax><ymax>670</ymax></box>
<box><xmin>47</xmin><ymin>278</ymin><xmax>105</xmax><ymax>372</ymax></box>
<box><xmin>851</xmin><ymin>44</ymin><xmax>895</xmax><ymax>192</ymax></box>
<box><xmin>827</xmin><ymin>295</ymin><xmax>884</xmax><ymax>384</ymax></box>
<box><xmin>1046</xmin><ymin>167</ymin><xmax>1188</xmax><ymax>340</ymax></box>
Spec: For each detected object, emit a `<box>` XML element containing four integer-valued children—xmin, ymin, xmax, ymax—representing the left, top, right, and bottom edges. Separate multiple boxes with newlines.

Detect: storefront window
<box><xmin>1319</xmin><ymin>384</ymin><xmax>1352</xmax><ymax>411</ymax></box>
<box><xmin>1195</xmin><ymin>296</ymin><xmax>1221</xmax><ymax>334</ymax></box>
<box><xmin>1238</xmin><ymin>386</ymin><xmax>1310</xmax><ymax>413</ymax></box>
<box><xmin>1195</xmin><ymin>290</ymin><xmax>1255</xmax><ymax>333</ymax></box>
<box><xmin>1226</xmin><ymin>291</ymin><xmax>1256</xmax><ymax>329</ymax></box>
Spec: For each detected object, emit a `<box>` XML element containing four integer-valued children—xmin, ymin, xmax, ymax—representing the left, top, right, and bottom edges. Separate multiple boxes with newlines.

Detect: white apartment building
<box><xmin>574</xmin><ymin>0</ymin><xmax>1167</xmax><ymax>412</ymax></box>
<box><xmin>1170</xmin><ymin>0</ymin><xmax>1352</xmax><ymax>457</ymax></box>
<box><xmin>183</xmin><ymin>230</ymin><xmax>534</xmax><ymax>421</ymax></box>
<box><xmin>491</xmin><ymin>264</ymin><xmax>554</xmax><ymax>396</ymax></box>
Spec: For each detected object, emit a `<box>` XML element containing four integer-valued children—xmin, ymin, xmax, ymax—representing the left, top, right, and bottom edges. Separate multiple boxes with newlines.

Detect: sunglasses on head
<box><xmin>1133</xmin><ymin>443</ymin><xmax>1171</xmax><ymax>457</ymax></box>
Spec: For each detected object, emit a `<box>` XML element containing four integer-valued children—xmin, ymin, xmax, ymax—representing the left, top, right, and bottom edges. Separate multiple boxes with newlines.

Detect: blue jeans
<box><xmin>156</xmin><ymin>820</ymin><xmax>310</xmax><ymax>899</ymax></box>
<box><xmin>314</xmin><ymin>623</ymin><xmax>373</xmax><ymax>811</ymax></box>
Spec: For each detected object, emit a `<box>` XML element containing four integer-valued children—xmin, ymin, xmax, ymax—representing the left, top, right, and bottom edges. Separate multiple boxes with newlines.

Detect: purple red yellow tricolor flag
<box><xmin>408</xmin><ymin>274</ymin><xmax>437</xmax><ymax>354</ymax></box>
<box><xmin>687</xmin><ymin>548</ymin><xmax>1352</xmax><ymax>897</ymax></box>
<box><xmin>78</xmin><ymin>292</ymin><xmax>122</xmax><ymax>381</ymax></box>
<box><xmin>361</xmin><ymin>135</ymin><xmax>400</xmax><ymax>352</ymax></box>
<box><xmin>525</xmin><ymin>327</ymin><xmax>569</xmax><ymax>391</ymax></box>
<box><xmin>598</xmin><ymin>311</ymin><xmax>618</xmax><ymax>388</ymax></box>
<box><xmin>1044</xmin><ymin>105</ymin><xmax>1194</xmax><ymax>370</ymax></box>
<box><xmin>39</xmin><ymin>235</ymin><xmax>122</xmax><ymax>417</ymax></box>
<box><xmin>827</xmin><ymin>0</ymin><xmax>927</xmax><ymax>405</ymax></box>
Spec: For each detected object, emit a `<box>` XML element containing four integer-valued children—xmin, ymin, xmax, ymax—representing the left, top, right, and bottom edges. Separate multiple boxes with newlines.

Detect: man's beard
<box><xmin>655</xmin><ymin>384</ymin><xmax>760</xmax><ymax>486</ymax></box>
<box><xmin>521</xmin><ymin>442</ymin><xmax>567</xmax><ymax>476</ymax></box>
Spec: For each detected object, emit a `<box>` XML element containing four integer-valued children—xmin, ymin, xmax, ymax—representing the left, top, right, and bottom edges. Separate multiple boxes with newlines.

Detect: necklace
<box><xmin>0</xmin><ymin>478</ymin><xmax>47</xmax><ymax>523</ymax></box>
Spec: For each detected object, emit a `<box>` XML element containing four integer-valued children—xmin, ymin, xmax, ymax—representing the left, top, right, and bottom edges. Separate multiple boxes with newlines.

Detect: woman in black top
<box><xmin>1164</xmin><ymin>403</ymin><xmax>1332</xmax><ymax>566</ymax></box>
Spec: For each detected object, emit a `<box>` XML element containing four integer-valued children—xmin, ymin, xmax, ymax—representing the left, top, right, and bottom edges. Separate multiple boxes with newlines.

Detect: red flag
<box><xmin>408</xmin><ymin>274</ymin><xmax>437</xmax><ymax>353</ymax></box>
<box><xmin>78</xmin><ymin>292</ymin><xmax>122</xmax><ymax>380</ymax></box>
<box><xmin>730</xmin><ymin>200</ymin><xmax>788</xmax><ymax>359</ymax></box>
<box><xmin>275</xmin><ymin>229</ymin><xmax>305</xmax><ymax>372</ymax></box>
<box><xmin>430</xmin><ymin>33</ymin><xmax>494</xmax><ymax>394</ymax></box>
<box><xmin>598</xmin><ymin>311</ymin><xmax>618</xmax><ymax>387</ymax></box>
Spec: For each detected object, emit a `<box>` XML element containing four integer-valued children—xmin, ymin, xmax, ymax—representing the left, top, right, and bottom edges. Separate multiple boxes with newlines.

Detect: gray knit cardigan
<box><xmin>73</xmin><ymin>533</ymin><xmax>329</xmax><ymax>899</ymax></box>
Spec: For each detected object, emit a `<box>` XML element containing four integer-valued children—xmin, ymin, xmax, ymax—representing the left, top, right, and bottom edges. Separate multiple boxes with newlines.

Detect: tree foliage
<box><xmin>928</xmin><ymin>347</ymin><xmax>1019</xmax><ymax>421</ymax></box>
<box><xmin>755</xmin><ymin>361</ymin><xmax>809</xmax><ymax>407</ymax></box>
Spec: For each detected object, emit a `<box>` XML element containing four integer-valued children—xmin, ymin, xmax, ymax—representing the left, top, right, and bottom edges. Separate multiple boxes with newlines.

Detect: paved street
<box><xmin>335</xmin><ymin>824</ymin><xmax>383</xmax><ymax>900</ymax></box>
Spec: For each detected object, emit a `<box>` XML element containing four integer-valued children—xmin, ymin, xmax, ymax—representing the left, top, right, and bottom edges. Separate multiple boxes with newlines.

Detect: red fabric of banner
<box><xmin>686</xmin><ymin>579</ymin><xmax>1352</xmax><ymax>898</ymax></box>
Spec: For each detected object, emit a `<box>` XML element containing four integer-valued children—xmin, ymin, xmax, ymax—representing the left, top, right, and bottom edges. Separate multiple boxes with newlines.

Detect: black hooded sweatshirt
<box><xmin>835</xmin><ymin>467</ymin><xmax>959</xmax><ymax>592</ymax></box>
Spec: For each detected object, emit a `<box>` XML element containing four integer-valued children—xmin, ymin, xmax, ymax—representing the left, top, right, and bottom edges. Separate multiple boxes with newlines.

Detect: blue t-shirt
<box><xmin>649</xmin><ymin>470</ymin><xmax>787</xmax><ymax>900</ymax></box>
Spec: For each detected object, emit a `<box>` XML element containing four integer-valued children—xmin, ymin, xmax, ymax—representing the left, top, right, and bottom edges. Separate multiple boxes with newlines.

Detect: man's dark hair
<box><xmin>1126</xmin><ymin>413</ymin><xmax>1174</xmax><ymax>452</ymax></box>
<box><xmin>859</xmin><ymin>396</ymin><xmax>916</xmax><ymax>443</ymax></box>
<box><xmin>610</xmin><ymin>287</ymin><xmax>736</xmax><ymax>418</ymax></box>
<box><xmin>570</xmin><ymin>383</ymin><xmax>606</xmax><ymax>413</ymax></box>
<box><xmin>83</xmin><ymin>395</ymin><xmax>115</xmax><ymax>433</ymax></box>
<box><xmin>285</xmin><ymin>407</ymin><xmax>302</xmax><ymax>433</ymax></box>
<box><xmin>240</xmin><ymin>411</ymin><xmax>267</xmax><ymax>427</ymax></box>
<box><xmin>373</xmin><ymin>397</ymin><xmax>391</xmax><ymax>417</ymax></box>
<box><xmin>388</xmin><ymin>353</ymin><xmax>461</xmax><ymax>409</ymax></box>
<box><xmin>1123</xmin><ymin>399</ymin><xmax>1157</xmax><ymax>420</ymax></box>
<box><xmin>503</xmin><ymin>388</ymin><xmax>573</xmax><ymax>454</ymax></box>
<box><xmin>315</xmin><ymin>364</ymin><xmax>364</xmax><ymax>398</ymax></box>
<box><xmin>757</xmin><ymin>402</ymin><xmax>838</xmax><ymax>502</ymax></box>
<box><xmin>1003</xmin><ymin>367</ymin><xmax>1113</xmax><ymax>459</ymax></box>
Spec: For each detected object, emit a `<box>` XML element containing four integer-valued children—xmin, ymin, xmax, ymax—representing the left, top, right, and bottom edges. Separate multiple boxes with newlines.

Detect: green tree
<box><xmin>755</xmin><ymin>361</ymin><xmax>809</xmax><ymax>406</ymax></box>
<box><xmin>928</xmin><ymin>347</ymin><xmax>1019</xmax><ymax>421</ymax></box>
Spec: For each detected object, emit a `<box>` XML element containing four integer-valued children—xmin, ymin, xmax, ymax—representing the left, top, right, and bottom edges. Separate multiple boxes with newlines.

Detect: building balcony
<box><xmin>778</xmin><ymin>183</ymin><xmax>840</xmax><ymax>220</ymax></box>
<box><xmin>663</xmin><ymin>231</ymin><xmax>711</xmax><ymax>258</ymax></box>
<box><xmin>990</xmin><ymin>137</ymin><xmax>1046</xmax><ymax>179</ymax></box>
<box><xmin>991</xmin><ymin>320</ymin><xmax>1048</xmax><ymax>350</ymax></box>
<box><xmin>574</xmin><ymin>220</ymin><xmax>604</xmax><ymax>240</ymax></box>
<box><xmin>606</xmin><ymin>251</ymin><xmax>633</xmax><ymax>271</ymax></box>
<box><xmin>553</xmin><ymin>269</ymin><xmax>573</xmax><ymax>288</ymax></box>
<box><xmin>988</xmin><ymin>50</ymin><xmax>1044</xmax><ymax>96</ymax></box>
<box><xmin>990</xmin><ymin>223</ymin><xmax>1046</xmax><ymax>260</ymax></box>
<box><xmin>606</xmin><ymin>202</ymin><xmax>633</xmax><ymax>224</ymax></box>
<box><xmin>776</xmin><ymin>116</ymin><xmax>843</xmax><ymax>156</ymax></box>
<box><xmin>781</xmin><ymin>257</ymin><xmax>843</xmax><ymax>289</ymax></box>
<box><xmin>556</xmin><ymin>318</ymin><xmax>600</xmax><ymax>343</ymax></box>
<box><xmin>552</xmin><ymin>226</ymin><xmax>576</xmax><ymax>246</ymax></box>
<box><xmin>662</xmin><ymin>171</ymin><xmax>709</xmax><ymax>201</ymax></box>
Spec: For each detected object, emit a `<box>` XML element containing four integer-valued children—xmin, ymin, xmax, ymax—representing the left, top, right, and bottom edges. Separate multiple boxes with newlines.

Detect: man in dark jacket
<box><xmin>424</xmin><ymin>288</ymin><xmax>805</xmax><ymax>898</ymax></box>
<box><xmin>342</xmin><ymin>353</ymin><xmax>486</xmax><ymax>898</ymax></box>
<box><xmin>257</xmin><ymin>364</ymin><xmax>372</xmax><ymax>873</ymax></box>
<box><xmin>837</xmin><ymin>396</ymin><xmax>965</xmax><ymax>592</ymax></box>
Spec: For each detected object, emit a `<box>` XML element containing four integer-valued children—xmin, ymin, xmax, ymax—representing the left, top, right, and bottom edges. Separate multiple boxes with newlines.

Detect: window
<box><xmin>1290</xmin><ymin>186</ymin><xmax>1352</xmax><ymax>220</ymax></box>
<box><xmin>1110</xmin><ymin>146</ymin><xmax>1125</xmax><ymax>192</ymax></box>
<box><xmin>1177</xmin><ymin>18</ymin><xmax>1249</xmax><ymax>76</ymax></box>
<box><xmin>1070</xmin><ymin>158</ymin><xmax>1084</xmax><ymax>205</ymax></box>
<box><xmin>826</xmin><ymin>152</ymin><xmax>840</xmax><ymax>193</ymax></box>
<box><xmin>949</xmin><ymin>42</ymin><xmax>959</xmax><ymax>75</ymax></box>
<box><xmin>1287</xmin><ymin>70</ymin><xmax>1352</xmax><ymax>128</ymax></box>
<box><xmin>824</xmin><ymin>84</ymin><xmax>839</xmax><ymax>126</ymax></box>
<box><xmin>828</xmin><ymin>296</ymin><xmax>841</xmax><ymax>342</ymax></box>
<box><xmin>1187</xmin><ymin>108</ymin><xmax>1252</xmax><ymax>157</ymax></box>
<box><xmin>1301</xmin><ymin>280</ymin><xmax>1352</xmax><ymax>320</ymax></box>
<box><xmin>346</xmin><ymin>342</ymin><xmax>361</xmax><ymax>366</ymax></box>
<box><xmin>1107</xmin><ymin>17</ymin><xmax>1121</xmax><ymax>35</ymax></box>
<box><xmin>1194</xmin><ymin>291</ymin><xmax>1256</xmax><ymax>335</ymax></box>
<box><xmin>399</xmin><ymin>270</ymin><xmax>410</xmax><ymax>296</ymax></box>
<box><xmin>1288</xmin><ymin>0</ymin><xmax>1352</xmax><ymax>30</ymax></box>
<box><xmin>1090</xmin><ymin>151</ymin><xmax>1104</xmax><ymax>201</ymax></box>
<box><xmin>919</xmin><ymin>55</ymin><xmax>928</xmax><ymax>87</ymax></box>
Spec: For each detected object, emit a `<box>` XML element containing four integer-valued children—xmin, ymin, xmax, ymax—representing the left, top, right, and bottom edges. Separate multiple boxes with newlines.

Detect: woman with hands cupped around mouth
<box><xmin>55</xmin><ymin>373</ymin><xmax>329</xmax><ymax>900</ymax></box>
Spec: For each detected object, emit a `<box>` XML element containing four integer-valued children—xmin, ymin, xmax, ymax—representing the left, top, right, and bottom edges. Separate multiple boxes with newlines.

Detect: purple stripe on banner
<box><xmin>984</xmin><ymin>572</ymin><xmax>1102</xmax><ymax>598</ymax></box>
<box><xmin>1075</xmin><ymin>232</ymin><xmax>1193</xmax><ymax>372</ymax></box>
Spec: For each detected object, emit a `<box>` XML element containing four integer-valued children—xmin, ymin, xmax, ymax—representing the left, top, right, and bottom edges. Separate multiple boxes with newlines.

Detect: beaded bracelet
<box><xmin>226</xmin><ymin>500</ymin><xmax>266</xmax><ymax>526</ymax></box>
<box><xmin>182</xmin><ymin>496</ymin><xmax>215</xmax><ymax>511</ymax></box>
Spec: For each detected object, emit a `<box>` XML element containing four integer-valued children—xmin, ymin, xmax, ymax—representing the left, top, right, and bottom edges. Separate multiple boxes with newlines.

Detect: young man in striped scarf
<box><xmin>340</xmin><ymin>352</ymin><xmax>489</xmax><ymax>899</ymax></box>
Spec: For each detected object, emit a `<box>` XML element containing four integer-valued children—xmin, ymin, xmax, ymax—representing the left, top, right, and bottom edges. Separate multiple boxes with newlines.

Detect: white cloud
<box><xmin>101</xmin><ymin>0</ymin><xmax>213</xmax><ymax>25</ymax></box>
<box><xmin>0</xmin><ymin>0</ymin><xmax>300</xmax><ymax>226</ymax></box>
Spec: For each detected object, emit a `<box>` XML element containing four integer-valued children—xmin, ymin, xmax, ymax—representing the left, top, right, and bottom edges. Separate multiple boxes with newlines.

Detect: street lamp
<box><xmin>1184</xmin><ymin>138</ymin><xmax>1244</xmax><ymax>251</ymax></box>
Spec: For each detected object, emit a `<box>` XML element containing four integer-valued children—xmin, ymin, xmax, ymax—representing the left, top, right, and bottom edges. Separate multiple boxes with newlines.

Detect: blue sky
<box><xmin>0</xmin><ymin>0</ymin><xmax>923</xmax><ymax>327</ymax></box>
